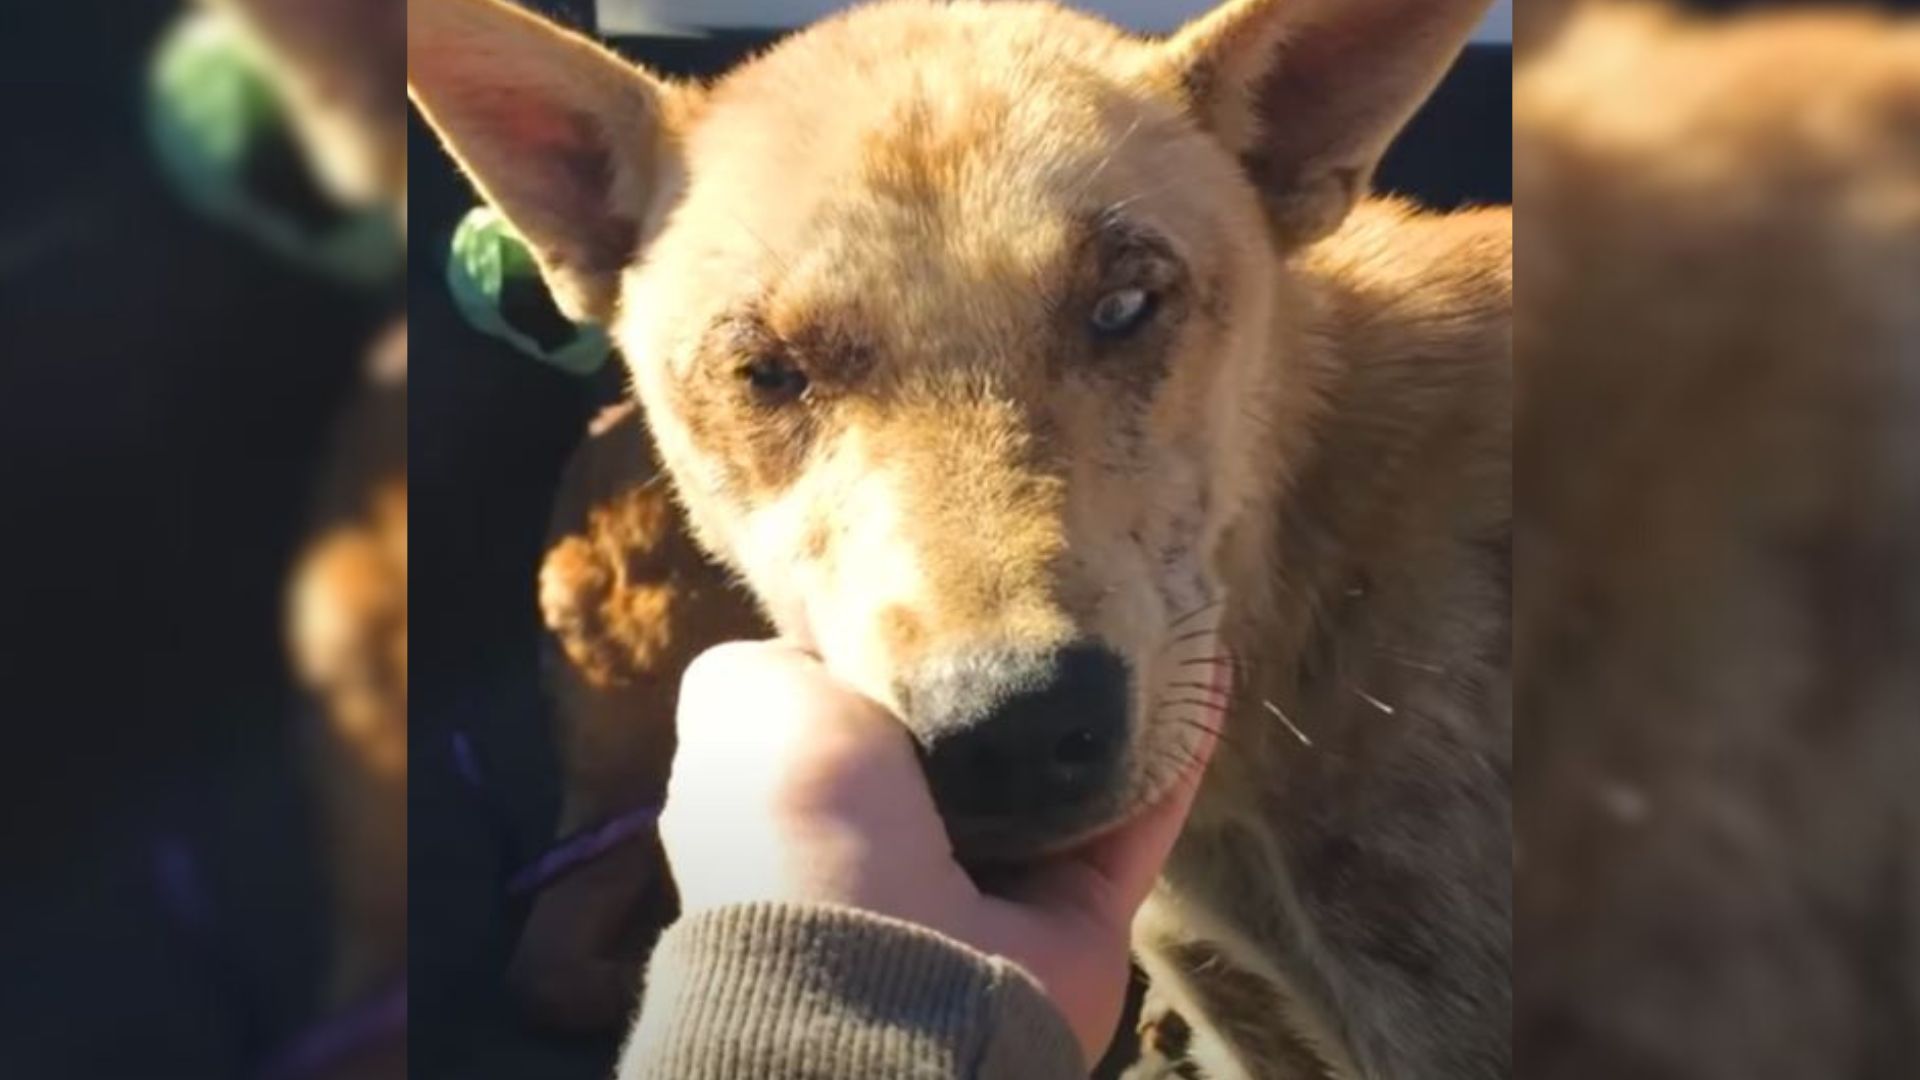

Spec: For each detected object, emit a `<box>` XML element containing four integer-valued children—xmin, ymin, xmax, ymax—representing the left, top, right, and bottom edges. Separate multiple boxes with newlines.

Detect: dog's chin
<box><xmin>953</xmin><ymin>747</ymin><xmax>1209</xmax><ymax>872</ymax></box>
<box><xmin>943</xmin><ymin>790</ymin><xmax>1141</xmax><ymax>867</ymax></box>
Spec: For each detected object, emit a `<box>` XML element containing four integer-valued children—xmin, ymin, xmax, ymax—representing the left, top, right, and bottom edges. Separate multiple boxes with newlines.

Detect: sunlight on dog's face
<box><xmin>615</xmin><ymin>6</ymin><xmax>1277</xmax><ymax>858</ymax></box>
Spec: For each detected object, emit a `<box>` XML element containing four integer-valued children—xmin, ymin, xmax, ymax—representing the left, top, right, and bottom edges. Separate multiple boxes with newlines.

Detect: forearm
<box><xmin>619</xmin><ymin>902</ymin><xmax>1085</xmax><ymax>1079</ymax></box>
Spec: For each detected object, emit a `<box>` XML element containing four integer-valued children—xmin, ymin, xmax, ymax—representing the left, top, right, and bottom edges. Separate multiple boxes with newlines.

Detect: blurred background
<box><xmin>1</xmin><ymin>1</ymin><xmax>405</xmax><ymax>1077</ymax></box>
<box><xmin>1515</xmin><ymin>3</ymin><xmax>1919</xmax><ymax>1078</ymax></box>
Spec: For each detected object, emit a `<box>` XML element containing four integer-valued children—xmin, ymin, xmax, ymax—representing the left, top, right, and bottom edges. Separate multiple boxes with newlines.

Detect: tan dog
<box><xmin>411</xmin><ymin>1</ymin><xmax>1511</xmax><ymax>1077</ymax></box>
<box><xmin>1516</xmin><ymin>5</ymin><xmax>1920</xmax><ymax>1078</ymax></box>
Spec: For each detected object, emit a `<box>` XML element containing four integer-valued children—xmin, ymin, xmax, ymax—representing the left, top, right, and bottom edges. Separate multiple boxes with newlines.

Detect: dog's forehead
<box><xmin>651</xmin><ymin>3</ymin><xmax>1189</xmax><ymax>339</ymax></box>
<box><xmin>684</xmin><ymin>5</ymin><xmax>1158</xmax><ymax>231</ymax></box>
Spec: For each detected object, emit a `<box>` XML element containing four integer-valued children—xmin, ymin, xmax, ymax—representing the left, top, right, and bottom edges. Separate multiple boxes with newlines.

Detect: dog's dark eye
<box><xmin>740</xmin><ymin>354</ymin><xmax>809</xmax><ymax>404</ymax></box>
<box><xmin>1089</xmin><ymin>286</ymin><xmax>1157</xmax><ymax>338</ymax></box>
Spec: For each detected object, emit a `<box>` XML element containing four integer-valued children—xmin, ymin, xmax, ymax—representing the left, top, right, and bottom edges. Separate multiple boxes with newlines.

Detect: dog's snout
<box><xmin>906</xmin><ymin>643</ymin><xmax>1130</xmax><ymax>836</ymax></box>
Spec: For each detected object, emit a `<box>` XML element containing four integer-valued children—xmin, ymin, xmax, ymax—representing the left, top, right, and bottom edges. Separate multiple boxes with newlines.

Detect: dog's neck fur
<box><xmin>1199</xmin><ymin>198</ymin><xmax>1503</xmax><ymax>722</ymax></box>
<box><xmin>1208</xmin><ymin>197</ymin><xmax>1510</xmax><ymax>804</ymax></box>
<box><xmin>1148</xmin><ymin>198</ymin><xmax>1512</xmax><ymax>1079</ymax></box>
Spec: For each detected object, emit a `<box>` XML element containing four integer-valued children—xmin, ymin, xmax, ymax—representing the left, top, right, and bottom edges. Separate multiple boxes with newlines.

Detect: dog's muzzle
<box><xmin>899</xmin><ymin>641</ymin><xmax>1132</xmax><ymax>858</ymax></box>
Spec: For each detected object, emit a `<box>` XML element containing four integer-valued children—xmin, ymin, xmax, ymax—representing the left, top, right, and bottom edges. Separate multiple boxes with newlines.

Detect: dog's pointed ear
<box><xmin>409</xmin><ymin>0</ymin><xmax>692</xmax><ymax>324</ymax></box>
<box><xmin>1164</xmin><ymin>0</ymin><xmax>1490</xmax><ymax>246</ymax></box>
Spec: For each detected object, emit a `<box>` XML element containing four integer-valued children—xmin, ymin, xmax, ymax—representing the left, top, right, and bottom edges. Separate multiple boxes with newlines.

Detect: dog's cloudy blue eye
<box><xmin>1089</xmin><ymin>287</ymin><xmax>1156</xmax><ymax>338</ymax></box>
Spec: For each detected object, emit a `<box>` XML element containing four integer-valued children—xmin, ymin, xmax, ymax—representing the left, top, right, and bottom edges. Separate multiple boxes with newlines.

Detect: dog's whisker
<box><xmin>720</xmin><ymin>207</ymin><xmax>793</xmax><ymax>277</ymax></box>
<box><xmin>1156</xmin><ymin>696</ymin><xmax>1220</xmax><ymax>715</ymax></box>
<box><xmin>1074</xmin><ymin>114</ymin><xmax>1145</xmax><ymax>202</ymax></box>
<box><xmin>1175</xmin><ymin>655</ymin><xmax>1233</xmax><ymax>669</ymax></box>
<box><xmin>1350</xmin><ymin>684</ymin><xmax>1398</xmax><ymax>715</ymax></box>
<box><xmin>1161</xmin><ymin>680</ymin><xmax>1231</xmax><ymax>698</ymax></box>
<box><xmin>1166</xmin><ymin>599</ymin><xmax>1225</xmax><ymax>632</ymax></box>
<box><xmin>1163</xmin><ymin>641</ymin><xmax>1233</xmax><ymax>665</ymax></box>
<box><xmin>1375</xmin><ymin>648</ymin><xmax>1448</xmax><ymax>675</ymax></box>
<box><xmin>1156</xmin><ymin>697</ymin><xmax>1230</xmax><ymax>714</ymax></box>
<box><xmin>1167</xmin><ymin>715</ymin><xmax>1241</xmax><ymax>750</ymax></box>
<box><xmin>1099</xmin><ymin>175</ymin><xmax>1181</xmax><ymax>218</ymax></box>
<box><xmin>1167</xmin><ymin>715</ymin><xmax>1231</xmax><ymax>737</ymax></box>
<box><xmin>1261</xmin><ymin>698</ymin><xmax>1314</xmax><ymax>747</ymax></box>
<box><xmin>1154</xmin><ymin>629</ymin><xmax>1225</xmax><ymax>667</ymax></box>
<box><xmin>1145</xmin><ymin>745</ymin><xmax>1209</xmax><ymax>778</ymax></box>
<box><xmin>1154</xmin><ymin>683</ymin><xmax>1226</xmax><ymax>701</ymax></box>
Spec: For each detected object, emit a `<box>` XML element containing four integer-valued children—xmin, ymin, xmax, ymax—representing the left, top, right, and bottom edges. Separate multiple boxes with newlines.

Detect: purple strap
<box><xmin>450</xmin><ymin>729</ymin><xmax>485</xmax><ymax>789</ymax></box>
<box><xmin>259</xmin><ymin>978</ymin><xmax>407</xmax><ymax>1080</ymax></box>
<box><xmin>451</xmin><ymin>727</ymin><xmax>663</xmax><ymax>898</ymax></box>
<box><xmin>152</xmin><ymin>834</ymin><xmax>214</xmax><ymax>934</ymax></box>
<box><xmin>507</xmin><ymin>802</ymin><xmax>662</xmax><ymax>898</ymax></box>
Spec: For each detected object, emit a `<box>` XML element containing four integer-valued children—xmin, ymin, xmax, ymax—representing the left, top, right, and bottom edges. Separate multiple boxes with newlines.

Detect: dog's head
<box><xmin>412</xmin><ymin>0</ymin><xmax>1485</xmax><ymax>857</ymax></box>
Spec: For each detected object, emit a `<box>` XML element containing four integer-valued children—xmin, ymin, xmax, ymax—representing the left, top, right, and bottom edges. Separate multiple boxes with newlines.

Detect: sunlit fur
<box><xmin>621</xmin><ymin>4</ymin><xmax>1277</xmax><ymax>829</ymax></box>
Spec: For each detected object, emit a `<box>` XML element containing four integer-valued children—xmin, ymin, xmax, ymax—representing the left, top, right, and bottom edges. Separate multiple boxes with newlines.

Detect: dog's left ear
<box><xmin>1164</xmin><ymin>0</ymin><xmax>1491</xmax><ymax>246</ymax></box>
<box><xmin>409</xmin><ymin>0</ymin><xmax>694</xmax><ymax>325</ymax></box>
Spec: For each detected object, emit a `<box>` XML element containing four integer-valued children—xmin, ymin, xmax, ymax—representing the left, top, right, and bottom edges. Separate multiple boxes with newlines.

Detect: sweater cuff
<box><xmin>618</xmin><ymin>901</ymin><xmax>1085</xmax><ymax>1079</ymax></box>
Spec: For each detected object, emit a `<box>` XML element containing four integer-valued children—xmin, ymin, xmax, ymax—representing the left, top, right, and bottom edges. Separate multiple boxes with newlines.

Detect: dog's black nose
<box><xmin>904</xmin><ymin>642</ymin><xmax>1131</xmax><ymax>832</ymax></box>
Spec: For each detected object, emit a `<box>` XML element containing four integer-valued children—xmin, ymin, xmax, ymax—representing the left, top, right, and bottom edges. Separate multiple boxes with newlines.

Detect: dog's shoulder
<box><xmin>1306</xmin><ymin>197</ymin><xmax>1512</xmax><ymax>344</ymax></box>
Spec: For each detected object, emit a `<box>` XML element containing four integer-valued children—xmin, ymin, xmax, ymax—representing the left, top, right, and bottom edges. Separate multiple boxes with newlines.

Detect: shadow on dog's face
<box><xmin>410</xmin><ymin>0</ymin><xmax>1491</xmax><ymax>858</ymax></box>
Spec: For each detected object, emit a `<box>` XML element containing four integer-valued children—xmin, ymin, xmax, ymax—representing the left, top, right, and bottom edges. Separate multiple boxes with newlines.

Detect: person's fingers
<box><xmin>670</xmin><ymin>640</ymin><xmax>897</xmax><ymax>816</ymax></box>
<box><xmin>671</xmin><ymin>638</ymin><xmax>815</xmax><ymax>741</ymax></box>
<box><xmin>662</xmin><ymin>640</ymin><xmax>838</xmax><ymax>880</ymax></box>
<box><xmin>672</xmin><ymin>639</ymin><xmax>902</xmax><ymax>796</ymax></box>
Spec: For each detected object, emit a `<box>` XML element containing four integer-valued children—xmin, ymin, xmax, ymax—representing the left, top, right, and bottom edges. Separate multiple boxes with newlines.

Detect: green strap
<box><xmin>445</xmin><ymin>206</ymin><xmax>612</xmax><ymax>376</ymax></box>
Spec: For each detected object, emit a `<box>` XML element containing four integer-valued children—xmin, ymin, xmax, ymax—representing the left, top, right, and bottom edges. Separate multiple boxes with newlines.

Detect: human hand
<box><xmin>657</xmin><ymin>640</ymin><xmax>1222</xmax><ymax>1065</ymax></box>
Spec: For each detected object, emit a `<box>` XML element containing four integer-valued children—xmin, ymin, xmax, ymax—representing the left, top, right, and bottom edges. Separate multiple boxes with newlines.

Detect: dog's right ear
<box><xmin>1164</xmin><ymin>0</ymin><xmax>1491</xmax><ymax>247</ymax></box>
<box><xmin>409</xmin><ymin>0</ymin><xmax>691</xmax><ymax>324</ymax></box>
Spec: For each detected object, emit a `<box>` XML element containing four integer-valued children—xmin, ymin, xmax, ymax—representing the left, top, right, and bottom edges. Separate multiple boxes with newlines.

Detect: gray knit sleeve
<box><xmin>617</xmin><ymin>901</ymin><xmax>1086</xmax><ymax>1079</ymax></box>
